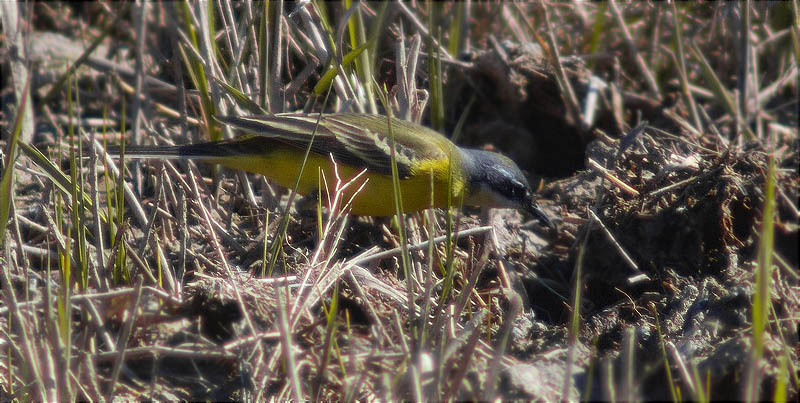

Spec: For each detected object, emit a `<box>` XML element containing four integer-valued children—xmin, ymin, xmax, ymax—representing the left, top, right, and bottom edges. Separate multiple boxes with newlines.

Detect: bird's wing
<box><xmin>215</xmin><ymin>114</ymin><xmax>451</xmax><ymax>178</ymax></box>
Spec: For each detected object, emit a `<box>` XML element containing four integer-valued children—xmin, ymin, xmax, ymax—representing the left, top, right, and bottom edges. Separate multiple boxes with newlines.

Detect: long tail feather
<box><xmin>101</xmin><ymin>136</ymin><xmax>271</xmax><ymax>160</ymax></box>
<box><xmin>104</xmin><ymin>144</ymin><xmax>190</xmax><ymax>159</ymax></box>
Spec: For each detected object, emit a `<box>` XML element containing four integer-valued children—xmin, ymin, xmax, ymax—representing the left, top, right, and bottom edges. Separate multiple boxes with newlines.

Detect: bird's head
<box><xmin>463</xmin><ymin>149</ymin><xmax>552</xmax><ymax>227</ymax></box>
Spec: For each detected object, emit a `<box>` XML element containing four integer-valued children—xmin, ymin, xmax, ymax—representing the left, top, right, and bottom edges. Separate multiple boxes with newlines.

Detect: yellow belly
<box><xmin>210</xmin><ymin>145</ymin><xmax>464</xmax><ymax>216</ymax></box>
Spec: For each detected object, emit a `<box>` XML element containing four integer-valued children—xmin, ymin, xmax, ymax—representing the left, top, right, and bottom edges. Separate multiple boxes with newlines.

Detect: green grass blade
<box><xmin>587</xmin><ymin>2</ymin><xmax>607</xmax><ymax>56</ymax></box>
<box><xmin>258</xmin><ymin>1</ymin><xmax>271</xmax><ymax>109</ymax></box>
<box><xmin>114</xmin><ymin>96</ymin><xmax>130</xmax><ymax>285</ymax></box>
<box><xmin>652</xmin><ymin>306</ymin><xmax>679</xmax><ymax>402</ymax></box>
<box><xmin>447</xmin><ymin>2</ymin><xmax>464</xmax><ymax>57</ymax></box>
<box><xmin>313</xmin><ymin>282</ymin><xmax>339</xmax><ymax>400</ymax></box>
<box><xmin>344</xmin><ymin>0</ymin><xmax>377</xmax><ymax>113</ymax></box>
<box><xmin>689</xmin><ymin>43</ymin><xmax>755</xmax><ymax>140</ymax></box>
<box><xmin>746</xmin><ymin>155</ymin><xmax>776</xmax><ymax>401</ymax></box>
<box><xmin>0</xmin><ymin>74</ymin><xmax>30</xmax><ymax>248</ymax></box>
<box><xmin>375</xmin><ymin>82</ymin><xmax>415</xmax><ymax>340</ymax></box>
<box><xmin>215</xmin><ymin>76</ymin><xmax>269</xmax><ymax>114</ymax></box>
<box><xmin>266</xmin><ymin>87</ymin><xmax>335</xmax><ymax>276</ymax></box>
<box><xmin>426</xmin><ymin>2</ymin><xmax>444</xmax><ymax>131</ymax></box>
<box><xmin>17</xmin><ymin>142</ymin><xmax>98</xmax><ymax>221</ymax></box>
<box><xmin>37</xmin><ymin>12</ymin><xmax>122</xmax><ymax>111</ymax></box>
<box><xmin>67</xmin><ymin>74</ymin><xmax>89</xmax><ymax>290</ymax></box>
<box><xmin>178</xmin><ymin>1</ymin><xmax>217</xmax><ymax>139</ymax></box>
<box><xmin>313</xmin><ymin>40</ymin><xmax>372</xmax><ymax>97</ymax></box>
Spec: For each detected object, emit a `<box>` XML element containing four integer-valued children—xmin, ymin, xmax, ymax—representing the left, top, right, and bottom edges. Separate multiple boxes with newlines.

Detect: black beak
<box><xmin>526</xmin><ymin>201</ymin><xmax>554</xmax><ymax>228</ymax></box>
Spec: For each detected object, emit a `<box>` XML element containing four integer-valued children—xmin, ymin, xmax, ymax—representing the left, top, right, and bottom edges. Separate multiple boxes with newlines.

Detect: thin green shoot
<box><xmin>448</xmin><ymin>93</ymin><xmax>475</xmax><ymax>145</ymax></box>
<box><xmin>313</xmin><ymin>41</ymin><xmax>372</xmax><ymax>97</ymax></box>
<box><xmin>366</xmin><ymin>2</ymin><xmax>390</xmax><ymax>79</ymax></box>
<box><xmin>214</xmin><ymin>76</ymin><xmax>269</xmax><ymax>115</ymax></box>
<box><xmin>266</xmin><ymin>86</ymin><xmax>334</xmax><ymax>276</ymax></box>
<box><xmin>16</xmin><ymin>142</ymin><xmax>104</xmax><ymax>222</ymax></box>
<box><xmin>101</xmin><ymin>105</ymin><xmax>118</xmax><ymax>283</ymax></box>
<box><xmin>114</xmin><ymin>96</ymin><xmax>130</xmax><ymax>285</ymax></box>
<box><xmin>587</xmin><ymin>2</ymin><xmax>607</xmax><ymax>57</ymax></box>
<box><xmin>312</xmin><ymin>1</ymin><xmax>338</xmax><ymax>59</ymax></box>
<box><xmin>426</xmin><ymin>2</ymin><xmax>444</xmax><ymax>131</ymax></box>
<box><xmin>155</xmin><ymin>238</ymin><xmax>163</xmax><ymax>287</ymax></box>
<box><xmin>313</xmin><ymin>282</ymin><xmax>339</xmax><ymax>400</ymax></box>
<box><xmin>338</xmin><ymin>310</ymin><xmax>350</xmax><ymax>375</ymax></box>
<box><xmin>447</xmin><ymin>2</ymin><xmax>465</xmax><ymax>57</ymax></box>
<box><xmin>344</xmin><ymin>0</ymin><xmax>377</xmax><ymax>113</ymax></box>
<box><xmin>57</xmin><ymin>77</ymin><xmax>78</xmax><ymax>396</ymax></box>
<box><xmin>205</xmin><ymin>0</ymin><xmax>219</xmax><ymax>75</ymax></box>
<box><xmin>437</xmin><ymin>149</ymin><xmax>461</xmax><ymax>305</ymax></box>
<box><xmin>746</xmin><ymin>154</ymin><xmax>776</xmax><ymax>401</ymax></box>
<box><xmin>791</xmin><ymin>0</ymin><xmax>800</xmax><ymax>66</ymax></box>
<box><xmin>0</xmin><ymin>74</ymin><xmax>30</xmax><ymax>248</ymax></box>
<box><xmin>4</xmin><ymin>295</ymin><xmax>12</xmax><ymax>394</ymax></box>
<box><xmin>769</xmin><ymin>301</ymin><xmax>800</xmax><ymax>390</ymax></box>
<box><xmin>317</xmin><ymin>167</ymin><xmax>324</xmax><ymax>243</ymax></box>
<box><xmin>670</xmin><ymin>2</ymin><xmax>703</xmax><ymax>133</ymax></box>
<box><xmin>582</xmin><ymin>337</ymin><xmax>600</xmax><ymax>400</ymax></box>
<box><xmin>605</xmin><ymin>358</ymin><xmax>616</xmax><ymax>402</ymax></box>
<box><xmin>55</xmin><ymin>186</ymin><xmax>68</xmax><ymax>303</ymax></box>
<box><xmin>178</xmin><ymin>2</ymin><xmax>217</xmax><ymax>141</ymax></box>
<box><xmin>56</xmin><ymin>195</ymin><xmax>73</xmax><ymax>396</ymax></box>
<box><xmin>37</xmin><ymin>10</ymin><xmax>123</xmax><ymax>112</ymax></box>
<box><xmin>260</xmin><ymin>206</ymin><xmax>270</xmax><ymax>277</ymax></box>
<box><xmin>564</xmin><ymin>222</ymin><xmax>585</xmax><ymax>400</ymax></box>
<box><xmin>652</xmin><ymin>304</ymin><xmax>679</xmax><ymax>402</ymax></box>
<box><xmin>773</xmin><ymin>354</ymin><xmax>788</xmax><ymax>402</ymax></box>
<box><xmin>67</xmin><ymin>74</ymin><xmax>88</xmax><ymax>291</ymax></box>
<box><xmin>689</xmin><ymin>360</ymin><xmax>708</xmax><ymax>403</ymax></box>
<box><xmin>277</xmin><ymin>283</ymin><xmax>302</xmax><ymax>400</ymax></box>
<box><xmin>689</xmin><ymin>43</ymin><xmax>755</xmax><ymax>140</ymax></box>
<box><xmin>376</xmin><ymin>83</ymin><xmax>415</xmax><ymax>341</ymax></box>
<box><xmin>257</xmin><ymin>1</ymin><xmax>270</xmax><ymax>109</ymax></box>
<box><xmin>418</xmin><ymin>170</ymin><xmax>437</xmax><ymax>345</ymax></box>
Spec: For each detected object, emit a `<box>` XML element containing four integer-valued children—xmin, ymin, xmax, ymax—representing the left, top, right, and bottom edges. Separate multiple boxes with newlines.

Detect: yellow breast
<box><xmin>209</xmin><ymin>145</ymin><xmax>465</xmax><ymax>216</ymax></box>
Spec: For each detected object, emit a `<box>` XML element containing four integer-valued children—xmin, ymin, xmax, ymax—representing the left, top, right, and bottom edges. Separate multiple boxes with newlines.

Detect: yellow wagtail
<box><xmin>111</xmin><ymin>113</ymin><xmax>551</xmax><ymax>224</ymax></box>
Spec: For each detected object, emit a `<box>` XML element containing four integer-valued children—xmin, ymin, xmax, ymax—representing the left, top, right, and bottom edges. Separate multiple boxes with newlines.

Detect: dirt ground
<box><xmin>1</xmin><ymin>2</ymin><xmax>798</xmax><ymax>401</ymax></box>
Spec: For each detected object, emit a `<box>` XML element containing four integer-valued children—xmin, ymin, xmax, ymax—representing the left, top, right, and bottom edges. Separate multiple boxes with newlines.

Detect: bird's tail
<box><xmin>100</xmin><ymin>135</ymin><xmax>269</xmax><ymax>160</ymax></box>
<box><xmin>104</xmin><ymin>143</ymin><xmax>218</xmax><ymax>160</ymax></box>
<box><xmin>90</xmin><ymin>114</ymin><xmax>291</xmax><ymax>160</ymax></box>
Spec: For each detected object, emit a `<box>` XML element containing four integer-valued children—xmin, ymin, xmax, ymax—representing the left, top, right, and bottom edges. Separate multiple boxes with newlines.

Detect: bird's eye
<box><xmin>511</xmin><ymin>181</ymin><xmax>526</xmax><ymax>199</ymax></box>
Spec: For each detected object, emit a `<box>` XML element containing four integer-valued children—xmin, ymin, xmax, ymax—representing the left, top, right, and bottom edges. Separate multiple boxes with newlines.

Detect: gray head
<box><xmin>462</xmin><ymin>149</ymin><xmax>552</xmax><ymax>227</ymax></box>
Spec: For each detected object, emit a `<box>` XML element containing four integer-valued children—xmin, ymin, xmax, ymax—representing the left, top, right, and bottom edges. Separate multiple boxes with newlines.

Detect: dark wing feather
<box><xmin>215</xmin><ymin>114</ymin><xmax>451</xmax><ymax>178</ymax></box>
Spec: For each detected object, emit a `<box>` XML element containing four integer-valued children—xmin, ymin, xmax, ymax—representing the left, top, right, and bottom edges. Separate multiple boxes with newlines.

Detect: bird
<box><xmin>106</xmin><ymin>113</ymin><xmax>552</xmax><ymax>225</ymax></box>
